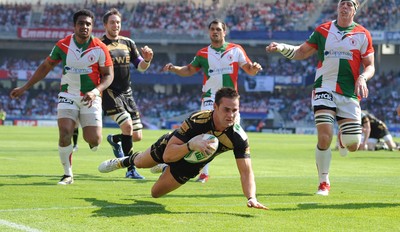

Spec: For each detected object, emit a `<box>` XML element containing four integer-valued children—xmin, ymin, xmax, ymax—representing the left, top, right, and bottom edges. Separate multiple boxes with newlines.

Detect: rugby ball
<box><xmin>184</xmin><ymin>134</ymin><xmax>219</xmax><ymax>163</ymax></box>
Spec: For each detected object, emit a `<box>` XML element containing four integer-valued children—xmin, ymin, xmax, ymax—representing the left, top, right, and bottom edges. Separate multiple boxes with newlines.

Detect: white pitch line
<box><xmin>0</xmin><ymin>219</ymin><xmax>42</xmax><ymax>232</ymax></box>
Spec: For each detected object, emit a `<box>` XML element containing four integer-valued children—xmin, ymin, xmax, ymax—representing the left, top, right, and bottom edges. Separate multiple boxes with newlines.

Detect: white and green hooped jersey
<box><xmin>307</xmin><ymin>20</ymin><xmax>374</xmax><ymax>99</ymax></box>
<box><xmin>47</xmin><ymin>34</ymin><xmax>113</xmax><ymax>97</ymax></box>
<box><xmin>189</xmin><ymin>42</ymin><xmax>251</xmax><ymax>102</ymax></box>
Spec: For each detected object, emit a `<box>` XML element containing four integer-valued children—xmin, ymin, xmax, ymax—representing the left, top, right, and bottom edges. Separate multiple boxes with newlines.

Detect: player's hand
<box><xmin>162</xmin><ymin>63</ymin><xmax>174</xmax><ymax>72</ymax></box>
<box><xmin>396</xmin><ymin>105</ymin><xmax>400</xmax><ymax>116</ymax></box>
<box><xmin>250</xmin><ymin>62</ymin><xmax>263</xmax><ymax>74</ymax></box>
<box><xmin>188</xmin><ymin>134</ymin><xmax>215</xmax><ymax>155</ymax></box>
<box><xmin>355</xmin><ymin>76</ymin><xmax>369</xmax><ymax>98</ymax></box>
<box><xmin>141</xmin><ymin>45</ymin><xmax>153</xmax><ymax>62</ymax></box>
<box><xmin>247</xmin><ymin>198</ymin><xmax>269</xmax><ymax>210</ymax></box>
<box><xmin>10</xmin><ymin>87</ymin><xmax>26</xmax><ymax>99</ymax></box>
<box><xmin>265</xmin><ymin>42</ymin><xmax>281</xmax><ymax>53</ymax></box>
<box><xmin>81</xmin><ymin>91</ymin><xmax>97</xmax><ymax>108</ymax></box>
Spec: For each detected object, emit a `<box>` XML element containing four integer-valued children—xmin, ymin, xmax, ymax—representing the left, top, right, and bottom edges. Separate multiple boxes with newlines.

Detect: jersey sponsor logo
<box><xmin>208</xmin><ymin>66</ymin><xmax>233</xmax><ymax>76</ymax></box>
<box><xmin>113</xmin><ymin>55</ymin><xmax>130</xmax><ymax>64</ymax></box>
<box><xmin>324</xmin><ymin>49</ymin><xmax>353</xmax><ymax>60</ymax></box>
<box><xmin>58</xmin><ymin>96</ymin><xmax>74</xmax><ymax>104</ymax></box>
<box><xmin>314</xmin><ymin>91</ymin><xmax>333</xmax><ymax>101</ymax></box>
<box><xmin>64</xmin><ymin>66</ymin><xmax>92</xmax><ymax>74</ymax></box>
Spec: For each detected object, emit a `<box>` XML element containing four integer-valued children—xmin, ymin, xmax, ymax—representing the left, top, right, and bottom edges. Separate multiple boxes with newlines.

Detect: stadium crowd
<box><xmin>1</xmin><ymin>0</ymin><xmax>399</xmax><ymax>34</ymax></box>
<box><xmin>1</xmin><ymin>0</ymin><xmax>400</xmax><ymax>130</ymax></box>
<box><xmin>316</xmin><ymin>0</ymin><xmax>400</xmax><ymax>30</ymax></box>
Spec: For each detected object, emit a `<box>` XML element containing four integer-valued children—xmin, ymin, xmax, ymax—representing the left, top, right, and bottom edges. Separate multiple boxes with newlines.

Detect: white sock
<box><xmin>59</xmin><ymin>144</ymin><xmax>73</xmax><ymax>177</ymax></box>
<box><xmin>201</xmin><ymin>163</ymin><xmax>210</xmax><ymax>175</ymax></box>
<box><xmin>315</xmin><ymin>146</ymin><xmax>331</xmax><ymax>185</ymax></box>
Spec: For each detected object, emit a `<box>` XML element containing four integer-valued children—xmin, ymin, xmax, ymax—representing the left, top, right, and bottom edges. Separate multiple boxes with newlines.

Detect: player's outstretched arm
<box><xmin>162</xmin><ymin>63</ymin><xmax>198</xmax><ymax>77</ymax></box>
<box><xmin>236</xmin><ymin>158</ymin><xmax>268</xmax><ymax>210</ymax></box>
<box><xmin>10</xmin><ymin>59</ymin><xmax>55</xmax><ymax>98</ymax></box>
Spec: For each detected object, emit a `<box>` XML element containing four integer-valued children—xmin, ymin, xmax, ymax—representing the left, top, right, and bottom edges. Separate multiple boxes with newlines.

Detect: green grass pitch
<box><xmin>0</xmin><ymin>126</ymin><xmax>399</xmax><ymax>231</ymax></box>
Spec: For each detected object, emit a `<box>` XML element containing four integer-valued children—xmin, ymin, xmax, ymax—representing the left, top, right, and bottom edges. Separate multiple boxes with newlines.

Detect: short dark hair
<box><xmin>215</xmin><ymin>88</ymin><xmax>239</xmax><ymax>105</ymax></box>
<box><xmin>208</xmin><ymin>19</ymin><xmax>226</xmax><ymax>31</ymax></box>
<box><xmin>73</xmin><ymin>9</ymin><xmax>95</xmax><ymax>25</ymax></box>
<box><xmin>103</xmin><ymin>8</ymin><xmax>121</xmax><ymax>24</ymax></box>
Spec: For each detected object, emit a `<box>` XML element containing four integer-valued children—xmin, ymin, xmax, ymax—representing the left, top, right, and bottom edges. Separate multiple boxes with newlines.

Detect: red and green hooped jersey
<box><xmin>189</xmin><ymin>42</ymin><xmax>251</xmax><ymax>100</ymax></box>
<box><xmin>306</xmin><ymin>20</ymin><xmax>374</xmax><ymax>99</ymax></box>
<box><xmin>47</xmin><ymin>34</ymin><xmax>113</xmax><ymax>96</ymax></box>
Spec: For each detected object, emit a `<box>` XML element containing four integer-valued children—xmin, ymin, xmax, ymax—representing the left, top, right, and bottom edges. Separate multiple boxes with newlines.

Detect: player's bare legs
<box><xmin>151</xmin><ymin>166</ymin><xmax>183</xmax><ymax>198</ymax></box>
<box><xmin>57</xmin><ymin>118</ymin><xmax>77</xmax><ymax>184</ymax></box>
<box><xmin>82</xmin><ymin>126</ymin><xmax>102</xmax><ymax>150</ymax></box>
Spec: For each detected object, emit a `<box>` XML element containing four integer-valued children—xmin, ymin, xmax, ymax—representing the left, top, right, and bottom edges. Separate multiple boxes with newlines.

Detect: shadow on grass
<box><xmin>275</xmin><ymin>202</ymin><xmax>400</xmax><ymax>211</ymax></box>
<box><xmin>0</xmin><ymin>173</ymin><xmax>152</xmax><ymax>186</ymax></box>
<box><xmin>81</xmin><ymin>198</ymin><xmax>255</xmax><ymax>218</ymax></box>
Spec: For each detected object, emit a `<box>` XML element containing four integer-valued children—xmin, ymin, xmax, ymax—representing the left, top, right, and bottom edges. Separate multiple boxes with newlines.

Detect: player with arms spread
<box><xmin>266</xmin><ymin>0</ymin><xmax>375</xmax><ymax>195</ymax></box>
<box><xmin>98</xmin><ymin>88</ymin><xmax>267</xmax><ymax>210</ymax></box>
<box><xmin>10</xmin><ymin>9</ymin><xmax>114</xmax><ymax>185</ymax></box>
<box><xmin>101</xmin><ymin>8</ymin><xmax>153</xmax><ymax>179</ymax></box>
<box><xmin>163</xmin><ymin>19</ymin><xmax>262</xmax><ymax>183</ymax></box>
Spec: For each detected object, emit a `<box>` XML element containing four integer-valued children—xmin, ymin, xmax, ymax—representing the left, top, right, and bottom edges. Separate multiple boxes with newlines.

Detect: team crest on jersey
<box><xmin>349</xmin><ymin>38</ymin><xmax>357</xmax><ymax>47</ymax></box>
<box><xmin>87</xmin><ymin>54</ymin><xmax>96</xmax><ymax>63</ymax></box>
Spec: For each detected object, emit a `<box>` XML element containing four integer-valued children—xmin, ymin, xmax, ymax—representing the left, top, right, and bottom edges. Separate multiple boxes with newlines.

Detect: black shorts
<box><xmin>102</xmin><ymin>87</ymin><xmax>141</xmax><ymax>121</ymax></box>
<box><xmin>150</xmin><ymin>132</ymin><xmax>207</xmax><ymax>184</ymax></box>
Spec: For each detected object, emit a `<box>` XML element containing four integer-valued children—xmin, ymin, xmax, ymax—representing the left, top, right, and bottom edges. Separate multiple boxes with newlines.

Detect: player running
<box><xmin>266</xmin><ymin>0</ymin><xmax>375</xmax><ymax>195</ymax></box>
<box><xmin>10</xmin><ymin>9</ymin><xmax>114</xmax><ymax>185</ymax></box>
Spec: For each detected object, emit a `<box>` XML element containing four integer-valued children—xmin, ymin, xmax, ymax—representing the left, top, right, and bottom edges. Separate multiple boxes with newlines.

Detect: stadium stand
<box><xmin>1</xmin><ymin>0</ymin><xmax>400</xmax><ymax>131</ymax></box>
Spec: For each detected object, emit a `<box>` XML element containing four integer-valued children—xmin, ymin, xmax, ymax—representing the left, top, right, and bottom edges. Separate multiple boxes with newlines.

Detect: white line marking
<box><xmin>0</xmin><ymin>219</ymin><xmax>42</xmax><ymax>232</ymax></box>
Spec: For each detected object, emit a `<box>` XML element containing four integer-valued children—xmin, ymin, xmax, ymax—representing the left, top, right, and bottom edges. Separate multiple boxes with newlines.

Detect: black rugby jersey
<box><xmin>173</xmin><ymin>110</ymin><xmax>250</xmax><ymax>160</ymax></box>
<box><xmin>101</xmin><ymin>35</ymin><xmax>142</xmax><ymax>92</ymax></box>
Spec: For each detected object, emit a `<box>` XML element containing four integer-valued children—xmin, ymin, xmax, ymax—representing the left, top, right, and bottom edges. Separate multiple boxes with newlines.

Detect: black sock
<box><xmin>121</xmin><ymin>134</ymin><xmax>133</xmax><ymax>156</ymax></box>
<box><xmin>122</xmin><ymin>151</ymin><xmax>139</xmax><ymax>167</ymax></box>
<box><xmin>112</xmin><ymin>134</ymin><xmax>122</xmax><ymax>144</ymax></box>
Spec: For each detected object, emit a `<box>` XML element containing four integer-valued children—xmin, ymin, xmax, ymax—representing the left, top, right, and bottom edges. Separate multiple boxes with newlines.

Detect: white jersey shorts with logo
<box><xmin>201</xmin><ymin>96</ymin><xmax>241</xmax><ymax>123</ymax></box>
<box><xmin>311</xmin><ymin>88</ymin><xmax>361</xmax><ymax>123</ymax></box>
<box><xmin>57</xmin><ymin>92</ymin><xmax>102</xmax><ymax>127</ymax></box>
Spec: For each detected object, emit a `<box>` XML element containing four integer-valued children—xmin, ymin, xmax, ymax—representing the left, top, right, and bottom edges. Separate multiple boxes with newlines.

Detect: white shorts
<box><xmin>57</xmin><ymin>93</ymin><xmax>102</xmax><ymax>128</ymax></box>
<box><xmin>368</xmin><ymin>134</ymin><xmax>393</xmax><ymax>145</ymax></box>
<box><xmin>201</xmin><ymin>97</ymin><xmax>214</xmax><ymax>111</ymax></box>
<box><xmin>311</xmin><ymin>88</ymin><xmax>361</xmax><ymax>123</ymax></box>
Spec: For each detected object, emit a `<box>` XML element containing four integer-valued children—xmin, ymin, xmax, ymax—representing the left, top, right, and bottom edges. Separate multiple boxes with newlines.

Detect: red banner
<box><xmin>0</xmin><ymin>70</ymin><xmax>9</xmax><ymax>78</ymax></box>
<box><xmin>14</xmin><ymin>120</ymin><xmax>38</xmax><ymax>126</ymax></box>
<box><xmin>17</xmin><ymin>28</ymin><xmax>130</xmax><ymax>40</ymax></box>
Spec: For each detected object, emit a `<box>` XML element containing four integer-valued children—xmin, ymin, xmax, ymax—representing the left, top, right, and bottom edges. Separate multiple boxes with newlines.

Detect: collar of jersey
<box><xmin>73</xmin><ymin>35</ymin><xmax>93</xmax><ymax>48</ymax></box>
<box><xmin>210</xmin><ymin>42</ymin><xmax>228</xmax><ymax>52</ymax></box>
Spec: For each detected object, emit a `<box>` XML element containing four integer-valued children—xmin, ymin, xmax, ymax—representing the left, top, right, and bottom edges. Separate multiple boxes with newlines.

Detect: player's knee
<box><xmin>315</xmin><ymin>113</ymin><xmax>334</xmax><ymax>149</ymax></box>
<box><xmin>132</xmin><ymin>132</ymin><xmax>143</xmax><ymax>142</ymax></box>
<box><xmin>150</xmin><ymin>188</ymin><xmax>164</xmax><ymax>198</ymax></box>
<box><xmin>112</xmin><ymin>111</ymin><xmax>131</xmax><ymax>126</ymax></box>
<box><xmin>339</xmin><ymin>122</ymin><xmax>362</xmax><ymax>152</ymax></box>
